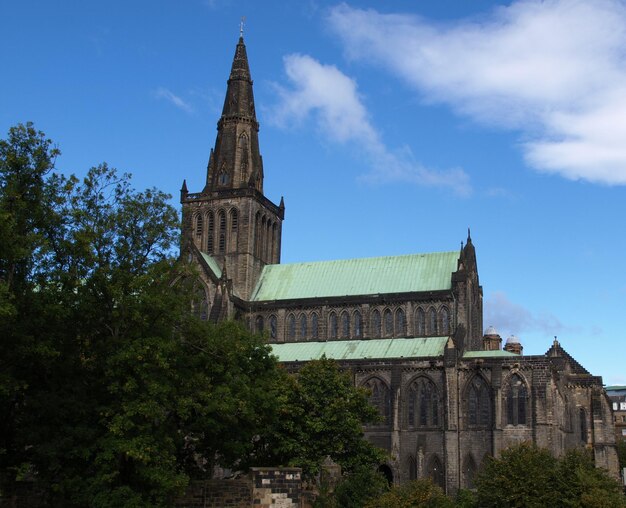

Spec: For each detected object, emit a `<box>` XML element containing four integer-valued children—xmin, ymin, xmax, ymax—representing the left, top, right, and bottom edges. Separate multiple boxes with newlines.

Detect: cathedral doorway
<box><xmin>378</xmin><ymin>464</ymin><xmax>393</xmax><ymax>486</ymax></box>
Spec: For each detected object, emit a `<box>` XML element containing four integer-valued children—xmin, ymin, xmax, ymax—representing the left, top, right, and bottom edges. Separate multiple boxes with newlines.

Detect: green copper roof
<box><xmin>463</xmin><ymin>350</ymin><xmax>519</xmax><ymax>358</ymax></box>
<box><xmin>200</xmin><ymin>252</ymin><xmax>222</xmax><ymax>279</ymax></box>
<box><xmin>251</xmin><ymin>251</ymin><xmax>460</xmax><ymax>301</ymax></box>
<box><xmin>270</xmin><ymin>337</ymin><xmax>448</xmax><ymax>362</ymax></box>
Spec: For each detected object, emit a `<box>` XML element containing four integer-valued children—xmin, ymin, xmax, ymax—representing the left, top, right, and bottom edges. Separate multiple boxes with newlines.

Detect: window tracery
<box><xmin>363</xmin><ymin>377</ymin><xmax>391</xmax><ymax>425</ymax></box>
<box><xmin>467</xmin><ymin>376</ymin><xmax>491</xmax><ymax>427</ymax></box>
<box><xmin>408</xmin><ymin>377</ymin><xmax>440</xmax><ymax>427</ymax></box>
<box><xmin>505</xmin><ymin>374</ymin><xmax>528</xmax><ymax>426</ymax></box>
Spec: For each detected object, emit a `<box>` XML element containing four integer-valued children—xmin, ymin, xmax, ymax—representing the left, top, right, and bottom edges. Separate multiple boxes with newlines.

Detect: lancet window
<box><xmin>505</xmin><ymin>374</ymin><xmax>528</xmax><ymax>426</ymax></box>
<box><xmin>467</xmin><ymin>376</ymin><xmax>491</xmax><ymax>427</ymax></box>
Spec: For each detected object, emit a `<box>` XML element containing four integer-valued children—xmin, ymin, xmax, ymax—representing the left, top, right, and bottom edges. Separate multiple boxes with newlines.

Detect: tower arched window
<box><xmin>311</xmin><ymin>313</ymin><xmax>319</xmax><ymax>340</ymax></box>
<box><xmin>265</xmin><ymin>219</ymin><xmax>272</xmax><ymax>260</ymax></box>
<box><xmin>230</xmin><ymin>208</ymin><xmax>238</xmax><ymax>251</ymax></box>
<box><xmin>271</xmin><ymin>223</ymin><xmax>277</xmax><ymax>261</ymax></box>
<box><xmin>218</xmin><ymin>210</ymin><xmax>226</xmax><ymax>254</ymax></box>
<box><xmin>239</xmin><ymin>133</ymin><xmax>249</xmax><ymax>178</ymax></box>
<box><xmin>261</xmin><ymin>215</ymin><xmax>267</xmax><ymax>259</ymax></box>
<box><xmin>207</xmin><ymin>211</ymin><xmax>215</xmax><ymax>253</ymax></box>
<box><xmin>429</xmin><ymin>307</ymin><xmax>438</xmax><ymax>335</ymax></box>
<box><xmin>341</xmin><ymin>311</ymin><xmax>350</xmax><ymax>338</ymax></box>
<box><xmin>269</xmin><ymin>315</ymin><xmax>277</xmax><ymax>340</ymax></box>
<box><xmin>440</xmin><ymin>307</ymin><xmax>450</xmax><ymax>335</ymax></box>
<box><xmin>408</xmin><ymin>377</ymin><xmax>440</xmax><ymax>428</ymax></box>
<box><xmin>416</xmin><ymin>308</ymin><xmax>425</xmax><ymax>336</ymax></box>
<box><xmin>579</xmin><ymin>408</ymin><xmax>587</xmax><ymax>443</ymax></box>
<box><xmin>395</xmin><ymin>308</ymin><xmax>406</xmax><ymax>337</ymax></box>
<box><xmin>195</xmin><ymin>214</ymin><xmax>203</xmax><ymax>239</ymax></box>
<box><xmin>299</xmin><ymin>314</ymin><xmax>307</xmax><ymax>340</ymax></box>
<box><xmin>384</xmin><ymin>308</ymin><xmax>393</xmax><ymax>337</ymax></box>
<box><xmin>255</xmin><ymin>212</ymin><xmax>261</xmax><ymax>257</ymax></box>
<box><xmin>191</xmin><ymin>282</ymin><xmax>208</xmax><ymax>321</ymax></box>
<box><xmin>328</xmin><ymin>312</ymin><xmax>338</xmax><ymax>339</ymax></box>
<box><xmin>505</xmin><ymin>374</ymin><xmax>528</xmax><ymax>426</ymax></box>
<box><xmin>363</xmin><ymin>377</ymin><xmax>391</xmax><ymax>426</ymax></box>
<box><xmin>371</xmin><ymin>310</ymin><xmax>381</xmax><ymax>337</ymax></box>
<box><xmin>467</xmin><ymin>376</ymin><xmax>491</xmax><ymax>427</ymax></box>
<box><xmin>354</xmin><ymin>311</ymin><xmax>363</xmax><ymax>338</ymax></box>
<box><xmin>427</xmin><ymin>456</ymin><xmax>444</xmax><ymax>489</ymax></box>
<box><xmin>287</xmin><ymin>314</ymin><xmax>296</xmax><ymax>341</ymax></box>
<box><xmin>255</xmin><ymin>315</ymin><xmax>264</xmax><ymax>334</ymax></box>
<box><xmin>218</xmin><ymin>164</ymin><xmax>230</xmax><ymax>186</ymax></box>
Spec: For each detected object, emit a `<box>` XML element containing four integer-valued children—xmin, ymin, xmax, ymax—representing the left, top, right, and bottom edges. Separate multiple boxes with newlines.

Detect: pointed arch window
<box><xmin>255</xmin><ymin>212</ymin><xmax>261</xmax><ymax>257</ymax></box>
<box><xmin>579</xmin><ymin>408</ymin><xmax>587</xmax><ymax>443</ymax></box>
<box><xmin>230</xmin><ymin>208</ymin><xmax>238</xmax><ymax>251</ymax></box>
<box><xmin>341</xmin><ymin>311</ymin><xmax>350</xmax><ymax>338</ymax></box>
<box><xmin>408</xmin><ymin>377</ymin><xmax>440</xmax><ymax>428</ymax></box>
<box><xmin>269</xmin><ymin>315</ymin><xmax>277</xmax><ymax>340</ymax></box>
<box><xmin>311</xmin><ymin>313</ymin><xmax>319</xmax><ymax>340</ymax></box>
<box><xmin>427</xmin><ymin>456</ymin><xmax>444</xmax><ymax>489</ymax></box>
<box><xmin>239</xmin><ymin>132</ymin><xmax>249</xmax><ymax>178</ymax></box>
<box><xmin>265</xmin><ymin>219</ymin><xmax>272</xmax><ymax>260</ymax></box>
<box><xmin>218</xmin><ymin>164</ymin><xmax>230</xmax><ymax>186</ymax></box>
<box><xmin>395</xmin><ymin>308</ymin><xmax>406</xmax><ymax>337</ymax></box>
<box><xmin>207</xmin><ymin>211</ymin><xmax>215</xmax><ymax>253</ymax></box>
<box><xmin>299</xmin><ymin>314</ymin><xmax>308</xmax><ymax>340</ymax></box>
<box><xmin>218</xmin><ymin>210</ymin><xmax>226</xmax><ymax>254</ymax></box>
<box><xmin>463</xmin><ymin>455</ymin><xmax>477</xmax><ymax>490</ymax></box>
<box><xmin>328</xmin><ymin>312</ymin><xmax>338</xmax><ymax>339</ymax></box>
<box><xmin>440</xmin><ymin>307</ymin><xmax>450</xmax><ymax>335</ymax></box>
<box><xmin>384</xmin><ymin>309</ymin><xmax>393</xmax><ymax>337</ymax></box>
<box><xmin>287</xmin><ymin>314</ymin><xmax>296</xmax><ymax>341</ymax></box>
<box><xmin>363</xmin><ymin>377</ymin><xmax>391</xmax><ymax>426</ymax></box>
<box><xmin>191</xmin><ymin>282</ymin><xmax>208</xmax><ymax>320</ymax></box>
<box><xmin>255</xmin><ymin>315</ymin><xmax>264</xmax><ymax>334</ymax></box>
<box><xmin>416</xmin><ymin>308</ymin><xmax>425</xmax><ymax>336</ymax></box>
<box><xmin>467</xmin><ymin>376</ymin><xmax>491</xmax><ymax>427</ymax></box>
<box><xmin>505</xmin><ymin>374</ymin><xmax>528</xmax><ymax>426</ymax></box>
<box><xmin>271</xmin><ymin>223</ymin><xmax>277</xmax><ymax>262</ymax></box>
<box><xmin>371</xmin><ymin>310</ymin><xmax>381</xmax><ymax>338</ymax></box>
<box><xmin>429</xmin><ymin>307</ymin><xmax>438</xmax><ymax>335</ymax></box>
<box><xmin>408</xmin><ymin>456</ymin><xmax>417</xmax><ymax>481</ymax></box>
<box><xmin>354</xmin><ymin>311</ymin><xmax>363</xmax><ymax>338</ymax></box>
<box><xmin>261</xmin><ymin>216</ymin><xmax>267</xmax><ymax>259</ymax></box>
<box><xmin>195</xmin><ymin>214</ymin><xmax>203</xmax><ymax>239</ymax></box>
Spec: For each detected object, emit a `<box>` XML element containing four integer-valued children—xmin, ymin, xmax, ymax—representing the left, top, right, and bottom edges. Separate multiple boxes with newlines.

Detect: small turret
<box><xmin>504</xmin><ymin>334</ymin><xmax>523</xmax><ymax>355</ymax></box>
<box><xmin>482</xmin><ymin>325</ymin><xmax>502</xmax><ymax>351</ymax></box>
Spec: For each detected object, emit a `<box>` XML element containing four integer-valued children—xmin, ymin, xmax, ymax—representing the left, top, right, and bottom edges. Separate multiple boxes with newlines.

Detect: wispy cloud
<box><xmin>271</xmin><ymin>53</ymin><xmax>471</xmax><ymax>195</ymax></box>
<box><xmin>485</xmin><ymin>291</ymin><xmax>574</xmax><ymax>339</ymax></box>
<box><xmin>328</xmin><ymin>1</ymin><xmax>626</xmax><ymax>186</ymax></box>
<box><xmin>154</xmin><ymin>87</ymin><xmax>193</xmax><ymax>113</ymax></box>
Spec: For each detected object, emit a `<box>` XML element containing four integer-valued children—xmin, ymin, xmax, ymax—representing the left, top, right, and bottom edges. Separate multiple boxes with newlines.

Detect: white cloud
<box><xmin>485</xmin><ymin>291</ymin><xmax>572</xmax><ymax>338</ymax></box>
<box><xmin>271</xmin><ymin>53</ymin><xmax>471</xmax><ymax>195</ymax></box>
<box><xmin>327</xmin><ymin>1</ymin><xmax>626</xmax><ymax>185</ymax></box>
<box><xmin>154</xmin><ymin>87</ymin><xmax>193</xmax><ymax>113</ymax></box>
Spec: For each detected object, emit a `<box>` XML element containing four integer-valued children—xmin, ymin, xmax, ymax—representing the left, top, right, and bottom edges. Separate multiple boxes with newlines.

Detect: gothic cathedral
<box><xmin>180</xmin><ymin>36</ymin><xmax>619</xmax><ymax>493</ymax></box>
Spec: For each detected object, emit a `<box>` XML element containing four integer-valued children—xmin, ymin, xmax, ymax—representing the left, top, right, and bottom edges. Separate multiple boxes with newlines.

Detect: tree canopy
<box><xmin>0</xmin><ymin>123</ymin><xmax>386</xmax><ymax>506</ymax></box>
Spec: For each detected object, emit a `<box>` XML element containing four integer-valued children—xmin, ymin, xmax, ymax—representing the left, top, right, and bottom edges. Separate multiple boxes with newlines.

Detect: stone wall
<box><xmin>175</xmin><ymin>468</ymin><xmax>305</xmax><ymax>508</ymax></box>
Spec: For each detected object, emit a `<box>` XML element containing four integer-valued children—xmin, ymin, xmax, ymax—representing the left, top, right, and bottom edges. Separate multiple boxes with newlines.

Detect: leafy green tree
<box><xmin>314</xmin><ymin>466</ymin><xmax>389</xmax><ymax>508</ymax></box>
<box><xmin>252</xmin><ymin>356</ymin><xmax>385</xmax><ymax>481</ymax></box>
<box><xmin>556</xmin><ymin>449</ymin><xmax>625</xmax><ymax>508</ymax></box>
<box><xmin>475</xmin><ymin>443</ymin><xmax>625</xmax><ymax>508</ymax></box>
<box><xmin>475</xmin><ymin>443</ymin><xmax>560</xmax><ymax>508</ymax></box>
<box><xmin>364</xmin><ymin>478</ymin><xmax>453</xmax><ymax>508</ymax></box>
<box><xmin>0</xmin><ymin>124</ymin><xmax>284</xmax><ymax>506</ymax></box>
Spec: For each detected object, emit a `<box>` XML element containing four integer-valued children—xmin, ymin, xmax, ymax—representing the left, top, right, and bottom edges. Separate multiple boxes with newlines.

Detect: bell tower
<box><xmin>181</xmin><ymin>35</ymin><xmax>284</xmax><ymax>301</ymax></box>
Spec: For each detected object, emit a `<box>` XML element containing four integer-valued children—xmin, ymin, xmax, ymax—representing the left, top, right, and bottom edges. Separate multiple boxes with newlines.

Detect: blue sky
<box><xmin>2</xmin><ymin>1</ymin><xmax>625</xmax><ymax>384</ymax></box>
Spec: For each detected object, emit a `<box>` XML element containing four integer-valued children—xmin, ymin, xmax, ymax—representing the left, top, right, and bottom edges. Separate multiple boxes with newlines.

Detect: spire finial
<box><xmin>239</xmin><ymin>16</ymin><xmax>246</xmax><ymax>38</ymax></box>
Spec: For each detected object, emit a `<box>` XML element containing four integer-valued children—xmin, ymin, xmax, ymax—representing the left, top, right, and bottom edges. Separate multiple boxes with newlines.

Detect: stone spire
<box><xmin>204</xmin><ymin>36</ymin><xmax>263</xmax><ymax>194</ymax></box>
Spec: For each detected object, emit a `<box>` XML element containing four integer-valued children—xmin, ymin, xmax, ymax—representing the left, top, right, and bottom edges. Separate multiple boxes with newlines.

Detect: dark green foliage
<box><xmin>251</xmin><ymin>356</ymin><xmax>385</xmax><ymax>482</ymax></box>
<box><xmin>364</xmin><ymin>478</ymin><xmax>453</xmax><ymax>508</ymax></box>
<box><xmin>314</xmin><ymin>467</ymin><xmax>389</xmax><ymax>508</ymax></box>
<box><xmin>0</xmin><ymin>124</ymin><xmax>386</xmax><ymax>506</ymax></box>
<box><xmin>475</xmin><ymin>443</ymin><xmax>625</xmax><ymax>508</ymax></box>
